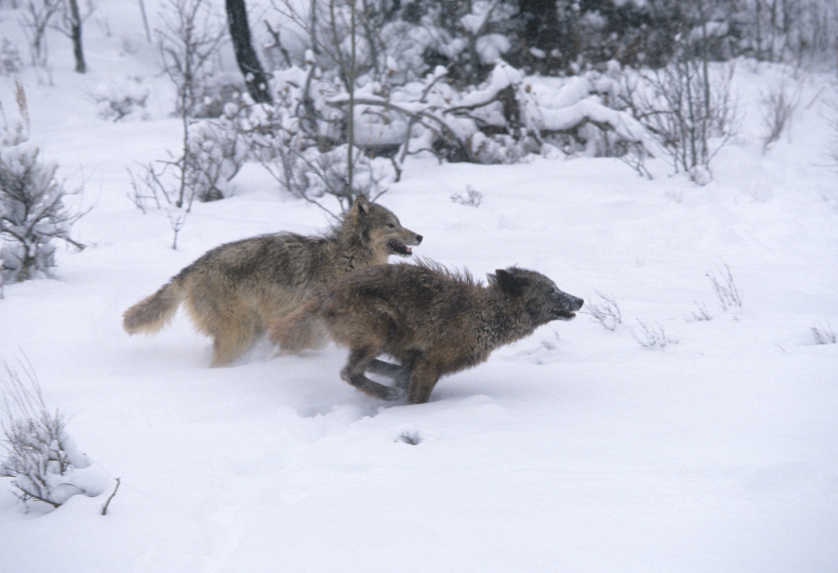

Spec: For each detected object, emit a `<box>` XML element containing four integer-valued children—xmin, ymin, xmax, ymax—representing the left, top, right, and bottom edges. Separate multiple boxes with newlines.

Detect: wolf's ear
<box><xmin>493</xmin><ymin>268</ymin><xmax>528</xmax><ymax>296</ymax></box>
<box><xmin>351</xmin><ymin>194</ymin><xmax>370</xmax><ymax>215</ymax></box>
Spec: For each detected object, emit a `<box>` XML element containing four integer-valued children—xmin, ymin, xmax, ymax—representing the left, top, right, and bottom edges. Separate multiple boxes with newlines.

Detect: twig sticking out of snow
<box><xmin>101</xmin><ymin>477</ymin><xmax>121</xmax><ymax>516</ymax></box>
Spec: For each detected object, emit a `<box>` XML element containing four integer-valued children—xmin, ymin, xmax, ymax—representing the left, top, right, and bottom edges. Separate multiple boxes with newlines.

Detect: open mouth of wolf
<box><xmin>551</xmin><ymin>309</ymin><xmax>577</xmax><ymax>320</ymax></box>
<box><xmin>387</xmin><ymin>239</ymin><xmax>413</xmax><ymax>256</ymax></box>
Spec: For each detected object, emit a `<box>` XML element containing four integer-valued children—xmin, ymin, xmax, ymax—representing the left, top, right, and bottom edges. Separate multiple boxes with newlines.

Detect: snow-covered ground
<box><xmin>1</xmin><ymin>3</ymin><xmax>837</xmax><ymax>572</ymax></box>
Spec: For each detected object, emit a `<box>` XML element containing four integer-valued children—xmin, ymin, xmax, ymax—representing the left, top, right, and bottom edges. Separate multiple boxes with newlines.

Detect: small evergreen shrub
<box><xmin>0</xmin><ymin>142</ymin><xmax>83</xmax><ymax>283</ymax></box>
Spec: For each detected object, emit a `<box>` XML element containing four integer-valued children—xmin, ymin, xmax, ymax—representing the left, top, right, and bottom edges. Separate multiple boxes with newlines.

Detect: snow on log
<box><xmin>526</xmin><ymin>95</ymin><xmax>663</xmax><ymax>157</ymax></box>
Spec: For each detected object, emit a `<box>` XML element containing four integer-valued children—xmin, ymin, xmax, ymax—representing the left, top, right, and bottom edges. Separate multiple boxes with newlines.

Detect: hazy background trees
<box><xmin>4</xmin><ymin>0</ymin><xmax>837</xmax><ymax>220</ymax></box>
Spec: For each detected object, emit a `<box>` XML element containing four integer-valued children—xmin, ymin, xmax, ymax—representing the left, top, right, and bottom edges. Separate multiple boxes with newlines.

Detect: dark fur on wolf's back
<box><xmin>270</xmin><ymin>261</ymin><xmax>583</xmax><ymax>404</ymax></box>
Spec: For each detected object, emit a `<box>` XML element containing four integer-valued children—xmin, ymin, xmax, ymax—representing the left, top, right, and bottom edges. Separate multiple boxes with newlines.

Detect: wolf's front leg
<box><xmin>406</xmin><ymin>360</ymin><xmax>441</xmax><ymax>405</ymax></box>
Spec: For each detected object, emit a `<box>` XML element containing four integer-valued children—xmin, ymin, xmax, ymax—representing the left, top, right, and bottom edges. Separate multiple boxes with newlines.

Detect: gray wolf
<box><xmin>269</xmin><ymin>261</ymin><xmax>583</xmax><ymax>404</ymax></box>
<box><xmin>123</xmin><ymin>195</ymin><xmax>422</xmax><ymax>366</ymax></box>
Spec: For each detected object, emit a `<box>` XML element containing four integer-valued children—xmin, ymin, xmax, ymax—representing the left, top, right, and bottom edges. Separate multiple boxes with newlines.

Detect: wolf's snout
<box><xmin>549</xmin><ymin>290</ymin><xmax>584</xmax><ymax>321</ymax></box>
<box><xmin>557</xmin><ymin>291</ymin><xmax>583</xmax><ymax>308</ymax></box>
<box><xmin>415</xmin><ymin>234</ymin><xmax>423</xmax><ymax>244</ymax></box>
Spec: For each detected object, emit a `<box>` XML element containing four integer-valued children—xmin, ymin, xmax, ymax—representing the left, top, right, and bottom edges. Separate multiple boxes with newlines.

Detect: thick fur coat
<box><xmin>123</xmin><ymin>195</ymin><xmax>422</xmax><ymax>366</ymax></box>
<box><xmin>270</xmin><ymin>261</ymin><xmax>583</xmax><ymax>404</ymax></box>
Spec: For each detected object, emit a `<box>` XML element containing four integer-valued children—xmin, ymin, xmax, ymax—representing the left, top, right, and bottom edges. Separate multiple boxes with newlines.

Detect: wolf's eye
<box><xmin>386</xmin><ymin>223</ymin><xmax>396</xmax><ymax>228</ymax></box>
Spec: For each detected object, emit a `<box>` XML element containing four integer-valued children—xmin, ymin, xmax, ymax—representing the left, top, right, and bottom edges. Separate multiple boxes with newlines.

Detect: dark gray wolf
<box><xmin>269</xmin><ymin>261</ymin><xmax>583</xmax><ymax>404</ymax></box>
<box><xmin>123</xmin><ymin>195</ymin><xmax>422</xmax><ymax>366</ymax></box>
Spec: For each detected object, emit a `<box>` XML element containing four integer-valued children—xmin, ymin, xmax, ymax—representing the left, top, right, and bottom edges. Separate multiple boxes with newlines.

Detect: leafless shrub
<box><xmin>811</xmin><ymin>319</ymin><xmax>836</xmax><ymax>345</ymax></box>
<box><xmin>126</xmin><ymin>162</ymin><xmax>171</xmax><ymax>214</ymax></box>
<box><xmin>686</xmin><ymin>300</ymin><xmax>713</xmax><ymax>322</ymax></box>
<box><xmin>632</xmin><ymin>320</ymin><xmax>677</xmax><ymax>350</ymax></box>
<box><xmin>398</xmin><ymin>431</ymin><xmax>421</xmax><ymax>445</ymax></box>
<box><xmin>707</xmin><ymin>264</ymin><xmax>742</xmax><ymax>312</ymax></box>
<box><xmin>760</xmin><ymin>81</ymin><xmax>799</xmax><ymax>153</ymax></box>
<box><xmin>261</xmin><ymin>143</ymin><xmax>391</xmax><ymax>216</ymax></box>
<box><xmin>184</xmin><ymin>118</ymin><xmax>246</xmax><ymax>201</ymax></box>
<box><xmin>127</xmin><ymin>155</ymin><xmax>194</xmax><ymax>209</ymax></box>
<box><xmin>138</xmin><ymin>0</ymin><xmax>231</xmax><ymax>240</ymax></box>
<box><xmin>584</xmin><ymin>292</ymin><xmax>623</xmax><ymax>331</ymax></box>
<box><xmin>166</xmin><ymin>208</ymin><xmax>188</xmax><ymax>251</ymax></box>
<box><xmin>126</xmin><ymin>161</ymin><xmax>192</xmax><ymax>249</ymax></box>
<box><xmin>94</xmin><ymin>92</ymin><xmax>149</xmax><ymax>122</ymax></box>
<box><xmin>20</xmin><ymin>0</ymin><xmax>63</xmax><ymax>67</ymax></box>
<box><xmin>267</xmin><ymin>0</ymin><xmax>404</xmax><ymax>88</ymax></box>
<box><xmin>451</xmin><ymin>186</ymin><xmax>483</xmax><ymax>207</ymax></box>
<box><xmin>156</xmin><ymin>0</ymin><xmax>227</xmax><ymax>119</ymax></box>
<box><xmin>621</xmin><ymin>57</ymin><xmax>739</xmax><ymax>183</ymax></box>
<box><xmin>617</xmin><ymin>141</ymin><xmax>654</xmax><ymax>180</ymax></box>
<box><xmin>127</xmin><ymin>114</ymin><xmax>244</xmax><ymax>220</ymax></box>
<box><xmin>91</xmin><ymin>81</ymin><xmax>149</xmax><ymax>122</ymax></box>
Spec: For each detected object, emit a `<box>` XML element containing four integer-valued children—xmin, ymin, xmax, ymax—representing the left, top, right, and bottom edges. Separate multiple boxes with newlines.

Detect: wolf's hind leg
<box><xmin>211</xmin><ymin>322</ymin><xmax>261</xmax><ymax>366</ymax></box>
<box><xmin>341</xmin><ymin>349</ymin><xmax>405</xmax><ymax>401</ymax></box>
<box><xmin>207</xmin><ymin>309</ymin><xmax>262</xmax><ymax>366</ymax></box>
<box><xmin>187</xmin><ymin>293</ymin><xmax>261</xmax><ymax>367</ymax></box>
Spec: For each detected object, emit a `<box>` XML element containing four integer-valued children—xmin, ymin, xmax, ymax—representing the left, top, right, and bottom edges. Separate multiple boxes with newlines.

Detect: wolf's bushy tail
<box><xmin>123</xmin><ymin>281</ymin><xmax>186</xmax><ymax>335</ymax></box>
<box><xmin>268</xmin><ymin>300</ymin><xmax>328</xmax><ymax>354</ymax></box>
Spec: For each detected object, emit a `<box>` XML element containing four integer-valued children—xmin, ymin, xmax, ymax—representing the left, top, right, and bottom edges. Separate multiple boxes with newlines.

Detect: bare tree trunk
<box><xmin>754</xmin><ymin>0</ymin><xmax>762</xmax><ymax>60</ymax></box>
<box><xmin>67</xmin><ymin>0</ymin><xmax>86</xmax><ymax>73</ymax></box>
<box><xmin>225</xmin><ymin>0</ymin><xmax>273</xmax><ymax>103</ymax></box>
<box><xmin>518</xmin><ymin>0</ymin><xmax>563</xmax><ymax>69</ymax></box>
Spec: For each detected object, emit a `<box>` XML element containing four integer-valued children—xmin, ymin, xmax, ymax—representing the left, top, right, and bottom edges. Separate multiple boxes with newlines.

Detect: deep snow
<box><xmin>1</xmin><ymin>2</ymin><xmax>837</xmax><ymax>572</ymax></box>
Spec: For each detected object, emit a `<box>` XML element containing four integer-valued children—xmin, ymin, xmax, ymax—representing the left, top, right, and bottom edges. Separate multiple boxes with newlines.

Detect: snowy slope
<box><xmin>1</xmin><ymin>3</ymin><xmax>837</xmax><ymax>572</ymax></box>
